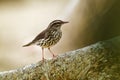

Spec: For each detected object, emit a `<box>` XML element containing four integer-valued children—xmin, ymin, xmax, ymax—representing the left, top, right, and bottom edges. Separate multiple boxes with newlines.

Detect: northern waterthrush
<box><xmin>23</xmin><ymin>20</ymin><xmax>68</xmax><ymax>61</ymax></box>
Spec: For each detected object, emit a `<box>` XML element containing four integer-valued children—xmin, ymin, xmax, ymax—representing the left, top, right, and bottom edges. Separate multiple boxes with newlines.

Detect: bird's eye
<box><xmin>56</xmin><ymin>23</ymin><xmax>61</xmax><ymax>26</ymax></box>
<box><xmin>53</xmin><ymin>23</ymin><xmax>61</xmax><ymax>27</ymax></box>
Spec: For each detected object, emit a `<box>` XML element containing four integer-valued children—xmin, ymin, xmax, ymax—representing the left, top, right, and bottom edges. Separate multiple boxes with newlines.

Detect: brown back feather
<box><xmin>32</xmin><ymin>29</ymin><xmax>47</xmax><ymax>43</ymax></box>
<box><xmin>23</xmin><ymin>29</ymin><xmax>47</xmax><ymax>47</ymax></box>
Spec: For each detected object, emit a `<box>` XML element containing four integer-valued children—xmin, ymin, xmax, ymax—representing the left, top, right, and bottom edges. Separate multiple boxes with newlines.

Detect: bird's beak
<box><xmin>63</xmin><ymin>21</ymin><xmax>69</xmax><ymax>24</ymax></box>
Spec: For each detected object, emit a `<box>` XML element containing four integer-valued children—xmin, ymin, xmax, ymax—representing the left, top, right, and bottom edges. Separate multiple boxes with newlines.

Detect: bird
<box><xmin>23</xmin><ymin>20</ymin><xmax>68</xmax><ymax>61</ymax></box>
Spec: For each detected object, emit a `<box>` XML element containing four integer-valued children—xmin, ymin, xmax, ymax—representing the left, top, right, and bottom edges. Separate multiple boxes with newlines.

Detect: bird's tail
<box><xmin>23</xmin><ymin>42</ymin><xmax>33</xmax><ymax>47</ymax></box>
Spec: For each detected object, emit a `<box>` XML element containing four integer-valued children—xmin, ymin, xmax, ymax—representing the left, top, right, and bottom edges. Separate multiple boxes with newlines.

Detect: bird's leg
<box><xmin>42</xmin><ymin>47</ymin><xmax>45</xmax><ymax>61</ymax></box>
<box><xmin>48</xmin><ymin>48</ymin><xmax>56</xmax><ymax>58</ymax></box>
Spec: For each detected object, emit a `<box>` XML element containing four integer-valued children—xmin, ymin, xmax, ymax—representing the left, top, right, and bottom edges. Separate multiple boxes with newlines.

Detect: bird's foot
<box><xmin>52</xmin><ymin>54</ymin><xmax>57</xmax><ymax>58</ymax></box>
<box><xmin>42</xmin><ymin>58</ymin><xmax>45</xmax><ymax>62</ymax></box>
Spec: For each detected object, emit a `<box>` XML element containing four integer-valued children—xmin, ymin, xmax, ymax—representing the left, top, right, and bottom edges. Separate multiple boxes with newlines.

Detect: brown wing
<box><xmin>23</xmin><ymin>29</ymin><xmax>47</xmax><ymax>47</ymax></box>
<box><xmin>32</xmin><ymin>29</ymin><xmax>47</xmax><ymax>43</ymax></box>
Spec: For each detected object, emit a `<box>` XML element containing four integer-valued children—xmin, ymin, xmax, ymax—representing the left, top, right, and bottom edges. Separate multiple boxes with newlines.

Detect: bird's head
<box><xmin>48</xmin><ymin>20</ymin><xmax>68</xmax><ymax>30</ymax></box>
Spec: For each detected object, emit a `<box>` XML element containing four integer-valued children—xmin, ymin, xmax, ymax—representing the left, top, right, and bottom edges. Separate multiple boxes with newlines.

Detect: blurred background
<box><xmin>0</xmin><ymin>0</ymin><xmax>120</xmax><ymax>71</ymax></box>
